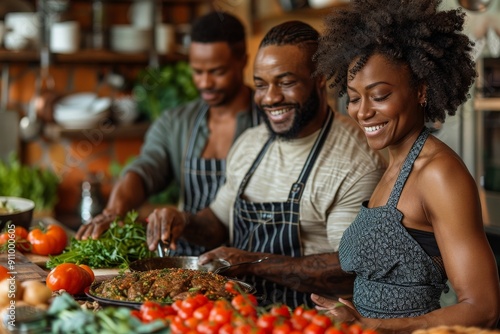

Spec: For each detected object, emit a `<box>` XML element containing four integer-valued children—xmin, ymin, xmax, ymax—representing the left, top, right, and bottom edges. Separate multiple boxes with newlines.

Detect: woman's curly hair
<box><xmin>314</xmin><ymin>0</ymin><xmax>476</xmax><ymax>123</ymax></box>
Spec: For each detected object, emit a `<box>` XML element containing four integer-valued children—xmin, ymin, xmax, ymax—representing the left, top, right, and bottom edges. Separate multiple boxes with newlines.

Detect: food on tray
<box><xmin>90</xmin><ymin>268</ymin><xmax>240</xmax><ymax>303</ymax></box>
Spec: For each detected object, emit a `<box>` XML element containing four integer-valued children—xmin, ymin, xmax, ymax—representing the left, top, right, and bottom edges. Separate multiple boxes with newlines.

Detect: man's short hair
<box><xmin>191</xmin><ymin>11</ymin><xmax>246</xmax><ymax>58</ymax></box>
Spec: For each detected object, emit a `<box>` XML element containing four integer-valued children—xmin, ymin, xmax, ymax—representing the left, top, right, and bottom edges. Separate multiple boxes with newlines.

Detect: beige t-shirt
<box><xmin>210</xmin><ymin>111</ymin><xmax>387</xmax><ymax>255</ymax></box>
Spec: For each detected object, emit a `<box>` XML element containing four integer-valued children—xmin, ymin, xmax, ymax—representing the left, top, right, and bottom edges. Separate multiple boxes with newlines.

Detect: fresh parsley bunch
<box><xmin>47</xmin><ymin>211</ymin><xmax>155</xmax><ymax>269</ymax></box>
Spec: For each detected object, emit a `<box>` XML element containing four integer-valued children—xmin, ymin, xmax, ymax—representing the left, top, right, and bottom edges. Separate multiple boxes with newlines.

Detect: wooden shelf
<box><xmin>43</xmin><ymin>121</ymin><xmax>151</xmax><ymax>141</ymax></box>
<box><xmin>0</xmin><ymin>49</ymin><xmax>187</xmax><ymax>65</ymax></box>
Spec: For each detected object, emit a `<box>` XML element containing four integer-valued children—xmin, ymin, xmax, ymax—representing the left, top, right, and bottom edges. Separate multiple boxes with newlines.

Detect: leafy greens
<box><xmin>47</xmin><ymin>211</ymin><xmax>155</xmax><ymax>269</ymax></box>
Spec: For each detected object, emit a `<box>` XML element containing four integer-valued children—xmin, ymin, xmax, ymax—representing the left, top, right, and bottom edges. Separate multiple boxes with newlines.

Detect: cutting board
<box><xmin>0</xmin><ymin>252</ymin><xmax>47</xmax><ymax>282</ymax></box>
<box><xmin>24</xmin><ymin>253</ymin><xmax>123</xmax><ymax>281</ymax></box>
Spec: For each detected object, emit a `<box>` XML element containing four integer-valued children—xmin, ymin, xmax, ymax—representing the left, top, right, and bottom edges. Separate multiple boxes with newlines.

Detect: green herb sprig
<box><xmin>46</xmin><ymin>211</ymin><xmax>155</xmax><ymax>269</ymax></box>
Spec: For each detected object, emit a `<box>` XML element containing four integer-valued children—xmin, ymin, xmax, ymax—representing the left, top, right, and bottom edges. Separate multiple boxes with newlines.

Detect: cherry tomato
<box><xmin>27</xmin><ymin>223</ymin><xmax>67</xmax><ymax>255</ymax></box>
<box><xmin>219</xmin><ymin>323</ymin><xmax>236</xmax><ymax>334</ymax></box>
<box><xmin>184</xmin><ymin>316</ymin><xmax>200</xmax><ymax>330</ymax></box>
<box><xmin>272</xmin><ymin>322</ymin><xmax>293</xmax><ymax>334</ymax></box>
<box><xmin>312</xmin><ymin>314</ymin><xmax>333</xmax><ymax>328</ymax></box>
<box><xmin>225</xmin><ymin>281</ymin><xmax>239</xmax><ymax>295</ymax></box>
<box><xmin>209</xmin><ymin>306</ymin><xmax>233</xmax><ymax>324</ymax></box>
<box><xmin>0</xmin><ymin>265</ymin><xmax>9</xmax><ymax>281</ymax></box>
<box><xmin>304</xmin><ymin>323</ymin><xmax>326</xmax><ymax>334</ymax></box>
<box><xmin>324</xmin><ymin>328</ymin><xmax>345</xmax><ymax>334</ymax></box>
<box><xmin>348</xmin><ymin>324</ymin><xmax>364</xmax><ymax>334</ymax></box>
<box><xmin>231</xmin><ymin>294</ymin><xmax>257</xmax><ymax>311</ymax></box>
<box><xmin>290</xmin><ymin>315</ymin><xmax>310</xmax><ymax>331</ymax></box>
<box><xmin>257</xmin><ymin>314</ymin><xmax>279</xmax><ymax>333</ymax></box>
<box><xmin>194</xmin><ymin>304</ymin><xmax>212</xmax><ymax>320</ymax></box>
<box><xmin>196</xmin><ymin>319</ymin><xmax>221</xmax><ymax>334</ymax></box>
<box><xmin>45</xmin><ymin>263</ymin><xmax>92</xmax><ymax>294</ymax></box>
<box><xmin>302</xmin><ymin>309</ymin><xmax>318</xmax><ymax>321</ymax></box>
<box><xmin>270</xmin><ymin>304</ymin><xmax>291</xmax><ymax>318</ymax></box>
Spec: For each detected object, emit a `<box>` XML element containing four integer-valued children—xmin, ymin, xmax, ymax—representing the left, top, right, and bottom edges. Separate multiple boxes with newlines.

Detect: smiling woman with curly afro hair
<box><xmin>314</xmin><ymin>0</ymin><xmax>476</xmax><ymax>123</ymax></box>
<box><xmin>310</xmin><ymin>0</ymin><xmax>500</xmax><ymax>331</ymax></box>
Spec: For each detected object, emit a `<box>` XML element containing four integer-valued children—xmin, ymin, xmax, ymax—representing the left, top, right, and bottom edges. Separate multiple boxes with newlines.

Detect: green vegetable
<box><xmin>133</xmin><ymin>61</ymin><xmax>199</xmax><ymax>121</ymax></box>
<box><xmin>0</xmin><ymin>153</ymin><xmax>59</xmax><ymax>212</ymax></box>
<box><xmin>48</xmin><ymin>292</ymin><xmax>168</xmax><ymax>334</ymax></box>
<box><xmin>46</xmin><ymin>211</ymin><xmax>155</xmax><ymax>269</ymax></box>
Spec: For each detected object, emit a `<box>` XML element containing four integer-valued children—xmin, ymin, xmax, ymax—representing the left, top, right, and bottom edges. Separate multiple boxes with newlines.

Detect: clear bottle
<box><xmin>79</xmin><ymin>173</ymin><xmax>105</xmax><ymax>225</ymax></box>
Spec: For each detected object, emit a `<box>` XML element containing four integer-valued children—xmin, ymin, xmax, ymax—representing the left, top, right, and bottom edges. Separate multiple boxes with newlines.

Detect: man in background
<box><xmin>76</xmin><ymin>11</ymin><xmax>260</xmax><ymax>257</ymax></box>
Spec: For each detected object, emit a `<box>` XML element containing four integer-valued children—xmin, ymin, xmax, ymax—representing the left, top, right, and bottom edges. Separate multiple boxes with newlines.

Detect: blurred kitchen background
<box><xmin>0</xmin><ymin>0</ymin><xmax>499</xmax><ymax>244</ymax></box>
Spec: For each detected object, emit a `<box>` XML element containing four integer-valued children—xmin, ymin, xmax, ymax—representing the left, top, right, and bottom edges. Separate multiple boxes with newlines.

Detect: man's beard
<box><xmin>257</xmin><ymin>89</ymin><xmax>320</xmax><ymax>140</ymax></box>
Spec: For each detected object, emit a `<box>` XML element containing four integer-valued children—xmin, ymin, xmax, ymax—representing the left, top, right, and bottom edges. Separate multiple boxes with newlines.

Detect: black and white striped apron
<box><xmin>175</xmin><ymin>104</ymin><xmax>259</xmax><ymax>256</ymax></box>
<box><xmin>233</xmin><ymin>111</ymin><xmax>333</xmax><ymax>308</ymax></box>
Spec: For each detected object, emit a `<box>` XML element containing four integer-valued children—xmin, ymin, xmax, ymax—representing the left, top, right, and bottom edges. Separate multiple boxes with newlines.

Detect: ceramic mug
<box><xmin>50</xmin><ymin>21</ymin><xmax>80</xmax><ymax>54</ymax></box>
<box><xmin>129</xmin><ymin>0</ymin><xmax>154</xmax><ymax>28</ymax></box>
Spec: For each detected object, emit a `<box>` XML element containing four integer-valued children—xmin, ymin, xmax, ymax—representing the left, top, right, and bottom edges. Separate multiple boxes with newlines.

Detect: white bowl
<box><xmin>110</xmin><ymin>25</ymin><xmax>150</xmax><ymax>53</ymax></box>
<box><xmin>57</xmin><ymin>92</ymin><xmax>98</xmax><ymax>108</ymax></box>
<box><xmin>54</xmin><ymin>110</ymin><xmax>110</xmax><ymax>129</ymax></box>
<box><xmin>54</xmin><ymin>96</ymin><xmax>111</xmax><ymax>118</ymax></box>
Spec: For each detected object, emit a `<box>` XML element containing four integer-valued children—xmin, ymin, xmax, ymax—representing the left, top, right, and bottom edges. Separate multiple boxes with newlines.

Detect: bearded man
<box><xmin>146</xmin><ymin>20</ymin><xmax>387</xmax><ymax>308</ymax></box>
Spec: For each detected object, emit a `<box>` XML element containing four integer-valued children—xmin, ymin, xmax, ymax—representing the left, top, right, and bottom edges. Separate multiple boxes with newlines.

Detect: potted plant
<box><xmin>132</xmin><ymin>61</ymin><xmax>198</xmax><ymax>121</ymax></box>
<box><xmin>0</xmin><ymin>154</ymin><xmax>59</xmax><ymax>217</ymax></box>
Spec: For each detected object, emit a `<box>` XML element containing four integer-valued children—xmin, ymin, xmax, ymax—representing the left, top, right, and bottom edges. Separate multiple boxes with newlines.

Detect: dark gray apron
<box><xmin>176</xmin><ymin>103</ymin><xmax>259</xmax><ymax>256</ymax></box>
<box><xmin>233</xmin><ymin>111</ymin><xmax>333</xmax><ymax>308</ymax></box>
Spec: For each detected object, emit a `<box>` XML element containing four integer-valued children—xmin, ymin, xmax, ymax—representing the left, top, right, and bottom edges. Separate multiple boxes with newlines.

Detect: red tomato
<box><xmin>290</xmin><ymin>315</ymin><xmax>310</xmax><ymax>331</ymax></box>
<box><xmin>45</xmin><ymin>263</ymin><xmax>92</xmax><ymax>294</ymax></box>
<box><xmin>225</xmin><ymin>281</ymin><xmax>239</xmax><ymax>295</ymax></box>
<box><xmin>304</xmin><ymin>323</ymin><xmax>326</xmax><ymax>334</ymax></box>
<box><xmin>302</xmin><ymin>309</ymin><xmax>318</xmax><ymax>321</ymax></box>
<box><xmin>271</xmin><ymin>304</ymin><xmax>291</xmax><ymax>318</ymax></box>
<box><xmin>324</xmin><ymin>328</ymin><xmax>345</xmax><ymax>334</ymax></box>
<box><xmin>193</xmin><ymin>304</ymin><xmax>212</xmax><ymax>320</ymax></box>
<box><xmin>170</xmin><ymin>317</ymin><xmax>190</xmax><ymax>334</ymax></box>
<box><xmin>130</xmin><ymin>309</ymin><xmax>142</xmax><ymax>321</ymax></box>
<box><xmin>196</xmin><ymin>319</ymin><xmax>221</xmax><ymax>334</ymax></box>
<box><xmin>208</xmin><ymin>306</ymin><xmax>232</xmax><ymax>324</ymax></box>
<box><xmin>27</xmin><ymin>224</ymin><xmax>67</xmax><ymax>255</ymax></box>
<box><xmin>219</xmin><ymin>323</ymin><xmax>236</xmax><ymax>334</ymax></box>
<box><xmin>78</xmin><ymin>264</ymin><xmax>95</xmax><ymax>282</ymax></box>
<box><xmin>0</xmin><ymin>265</ymin><xmax>9</xmax><ymax>281</ymax></box>
<box><xmin>312</xmin><ymin>314</ymin><xmax>333</xmax><ymax>328</ymax></box>
<box><xmin>257</xmin><ymin>314</ymin><xmax>279</xmax><ymax>333</ymax></box>
<box><xmin>162</xmin><ymin>305</ymin><xmax>177</xmax><ymax>317</ymax></box>
<box><xmin>140</xmin><ymin>301</ymin><xmax>165</xmax><ymax>322</ymax></box>
<box><xmin>0</xmin><ymin>226</ymin><xmax>31</xmax><ymax>252</ymax></box>
<box><xmin>184</xmin><ymin>317</ymin><xmax>200</xmax><ymax>330</ymax></box>
<box><xmin>293</xmin><ymin>306</ymin><xmax>305</xmax><ymax>317</ymax></box>
<box><xmin>231</xmin><ymin>294</ymin><xmax>257</xmax><ymax>310</ymax></box>
<box><xmin>272</xmin><ymin>322</ymin><xmax>293</xmax><ymax>334</ymax></box>
<box><xmin>348</xmin><ymin>324</ymin><xmax>364</xmax><ymax>334</ymax></box>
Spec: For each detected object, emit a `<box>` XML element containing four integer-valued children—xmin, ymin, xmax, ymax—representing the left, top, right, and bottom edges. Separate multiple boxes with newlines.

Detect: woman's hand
<box><xmin>311</xmin><ymin>293</ymin><xmax>361</xmax><ymax>323</ymax></box>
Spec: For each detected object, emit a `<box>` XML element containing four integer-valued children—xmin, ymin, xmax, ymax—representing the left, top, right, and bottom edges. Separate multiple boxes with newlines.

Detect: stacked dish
<box><xmin>54</xmin><ymin>93</ymin><xmax>111</xmax><ymax>129</ymax></box>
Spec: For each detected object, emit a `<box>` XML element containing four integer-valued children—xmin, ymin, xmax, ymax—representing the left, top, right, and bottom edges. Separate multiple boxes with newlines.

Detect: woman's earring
<box><xmin>420</xmin><ymin>98</ymin><xmax>427</xmax><ymax>108</ymax></box>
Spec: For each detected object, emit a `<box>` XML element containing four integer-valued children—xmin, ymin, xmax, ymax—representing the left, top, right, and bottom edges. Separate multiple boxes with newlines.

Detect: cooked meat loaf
<box><xmin>91</xmin><ymin>268</ymin><xmax>236</xmax><ymax>303</ymax></box>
